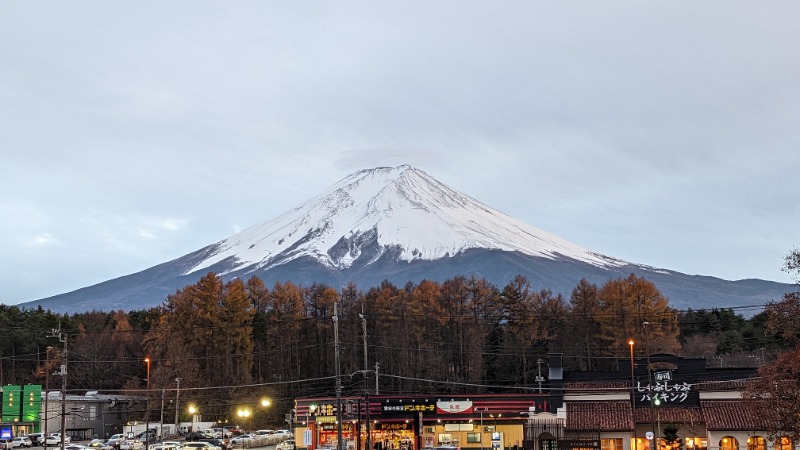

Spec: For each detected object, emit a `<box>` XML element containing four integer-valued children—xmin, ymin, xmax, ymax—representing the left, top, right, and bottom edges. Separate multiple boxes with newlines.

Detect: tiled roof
<box><xmin>695</xmin><ymin>380</ymin><xmax>752</xmax><ymax>391</ymax></box>
<box><xmin>701</xmin><ymin>400</ymin><xmax>770</xmax><ymax>430</ymax></box>
<box><xmin>635</xmin><ymin>407</ymin><xmax>703</xmax><ymax>424</ymax></box>
<box><xmin>564</xmin><ymin>381</ymin><xmax>629</xmax><ymax>390</ymax></box>
<box><xmin>566</xmin><ymin>401</ymin><xmax>632</xmax><ymax>431</ymax></box>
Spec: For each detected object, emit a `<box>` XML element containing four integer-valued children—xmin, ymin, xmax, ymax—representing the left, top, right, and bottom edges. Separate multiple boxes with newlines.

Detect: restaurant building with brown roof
<box><xmin>293</xmin><ymin>354</ymin><xmax>789</xmax><ymax>450</ymax></box>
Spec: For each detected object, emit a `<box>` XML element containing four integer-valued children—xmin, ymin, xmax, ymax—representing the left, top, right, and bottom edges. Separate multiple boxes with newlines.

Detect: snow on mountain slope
<box><xmin>186</xmin><ymin>165</ymin><xmax>627</xmax><ymax>276</ymax></box>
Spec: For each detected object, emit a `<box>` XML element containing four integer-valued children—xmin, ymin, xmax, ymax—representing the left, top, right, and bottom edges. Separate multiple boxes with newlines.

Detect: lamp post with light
<box><xmin>188</xmin><ymin>405</ymin><xmax>199</xmax><ymax>433</ymax></box>
<box><xmin>629</xmin><ymin>340</ymin><xmax>636</xmax><ymax>410</ymax></box>
<box><xmin>309</xmin><ymin>404</ymin><xmax>318</xmax><ymax>450</ymax></box>
<box><xmin>629</xmin><ymin>339</ymin><xmax>638</xmax><ymax>449</ymax></box>
<box><xmin>643</xmin><ymin>322</ymin><xmax>657</xmax><ymax>450</ymax></box>
<box><xmin>237</xmin><ymin>407</ymin><xmax>252</xmax><ymax>430</ymax></box>
<box><xmin>260</xmin><ymin>399</ymin><xmax>271</xmax><ymax>429</ymax></box>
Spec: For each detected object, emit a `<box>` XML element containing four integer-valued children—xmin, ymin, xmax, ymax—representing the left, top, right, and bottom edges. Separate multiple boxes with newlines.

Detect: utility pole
<box><xmin>44</xmin><ymin>346</ymin><xmax>53</xmax><ymax>450</ymax></box>
<box><xmin>360</xmin><ymin>312</ymin><xmax>371</xmax><ymax>450</ymax></box>
<box><xmin>47</xmin><ymin>327</ymin><xmax>67</xmax><ymax>450</ymax></box>
<box><xmin>374</xmin><ymin>362</ymin><xmax>380</xmax><ymax>395</ymax></box>
<box><xmin>535</xmin><ymin>358</ymin><xmax>545</xmax><ymax>393</ymax></box>
<box><xmin>160</xmin><ymin>389</ymin><xmax>165</xmax><ymax>442</ymax></box>
<box><xmin>175</xmin><ymin>378</ymin><xmax>181</xmax><ymax>434</ymax></box>
<box><xmin>144</xmin><ymin>357</ymin><xmax>151</xmax><ymax>450</ymax></box>
<box><xmin>334</xmin><ymin>301</ymin><xmax>343</xmax><ymax>450</ymax></box>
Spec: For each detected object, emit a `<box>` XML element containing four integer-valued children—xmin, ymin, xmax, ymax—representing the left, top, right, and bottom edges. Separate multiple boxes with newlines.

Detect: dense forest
<box><xmin>1</xmin><ymin>265</ymin><xmax>798</xmax><ymax>429</ymax></box>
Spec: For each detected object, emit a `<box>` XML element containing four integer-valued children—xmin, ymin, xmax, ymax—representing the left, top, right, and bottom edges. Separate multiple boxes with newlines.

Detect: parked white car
<box><xmin>276</xmin><ymin>440</ymin><xmax>295</xmax><ymax>450</ymax></box>
<box><xmin>64</xmin><ymin>445</ymin><xmax>87</xmax><ymax>450</ymax></box>
<box><xmin>182</xmin><ymin>443</ymin><xmax>220</xmax><ymax>450</ymax></box>
<box><xmin>151</xmin><ymin>441</ymin><xmax>183</xmax><ymax>450</ymax></box>
<box><xmin>86</xmin><ymin>439</ymin><xmax>114</xmax><ymax>450</ymax></box>
<box><xmin>149</xmin><ymin>444</ymin><xmax>175</xmax><ymax>450</ymax></box>
<box><xmin>11</xmin><ymin>437</ymin><xmax>33</xmax><ymax>448</ymax></box>
<box><xmin>119</xmin><ymin>440</ymin><xmax>143</xmax><ymax>450</ymax></box>
<box><xmin>46</xmin><ymin>435</ymin><xmax>71</xmax><ymax>445</ymax></box>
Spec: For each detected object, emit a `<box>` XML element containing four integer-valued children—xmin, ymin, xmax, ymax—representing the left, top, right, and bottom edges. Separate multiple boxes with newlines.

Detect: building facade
<box><xmin>1</xmin><ymin>386</ymin><xmax>143</xmax><ymax>440</ymax></box>
<box><xmin>293</xmin><ymin>354</ymin><xmax>789</xmax><ymax>450</ymax></box>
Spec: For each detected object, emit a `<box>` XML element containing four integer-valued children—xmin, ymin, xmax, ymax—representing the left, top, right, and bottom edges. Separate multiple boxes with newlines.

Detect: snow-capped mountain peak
<box><xmin>186</xmin><ymin>165</ymin><xmax>625</xmax><ymax>276</ymax></box>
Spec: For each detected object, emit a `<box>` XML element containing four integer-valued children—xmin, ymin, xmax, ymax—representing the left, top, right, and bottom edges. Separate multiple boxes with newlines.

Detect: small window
<box><xmin>747</xmin><ymin>436</ymin><xmax>765</xmax><ymax>450</ymax></box>
<box><xmin>467</xmin><ymin>434</ymin><xmax>480</xmax><ymax>444</ymax></box>
<box><xmin>602</xmin><ymin>439</ymin><xmax>623</xmax><ymax>450</ymax></box>
<box><xmin>720</xmin><ymin>437</ymin><xmax>739</xmax><ymax>450</ymax></box>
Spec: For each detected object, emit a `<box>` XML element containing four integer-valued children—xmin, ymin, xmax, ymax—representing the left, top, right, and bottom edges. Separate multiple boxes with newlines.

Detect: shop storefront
<box><xmin>1</xmin><ymin>384</ymin><xmax>42</xmax><ymax>437</ymax></box>
<box><xmin>295</xmin><ymin>393</ymin><xmax>562</xmax><ymax>450</ymax></box>
<box><xmin>295</xmin><ymin>354</ymin><xmax>793</xmax><ymax>450</ymax></box>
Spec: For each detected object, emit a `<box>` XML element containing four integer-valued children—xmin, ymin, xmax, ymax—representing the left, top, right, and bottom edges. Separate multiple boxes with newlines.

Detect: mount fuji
<box><xmin>19</xmin><ymin>165</ymin><xmax>793</xmax><ymax>314</ymax></box>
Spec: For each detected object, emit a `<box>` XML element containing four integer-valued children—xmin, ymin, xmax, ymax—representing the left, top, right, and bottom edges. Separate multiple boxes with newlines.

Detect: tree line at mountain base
<box><xmin>1</xmin><ymin>249</ymin><xmax>798</xmax><ymax>431</ymax></box>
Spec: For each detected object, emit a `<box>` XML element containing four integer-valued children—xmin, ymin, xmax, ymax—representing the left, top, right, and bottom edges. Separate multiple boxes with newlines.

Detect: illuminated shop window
<box><xmin>602</xmin><ymin>438</ymin><xmax>623</xmax><ymax>450</ymax></box>
<box><xmin>747</xmin><ymin>436</ymin><xmax>765</xmax><ymax>450</ymax></box>
<box><xmin>720</xmin><ymin>437</ymin><xmax>739</xmax><ymax>450</ymax></box>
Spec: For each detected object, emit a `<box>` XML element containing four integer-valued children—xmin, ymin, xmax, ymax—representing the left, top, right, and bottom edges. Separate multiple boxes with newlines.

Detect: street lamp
<box><xmin>309</xmin><ymin>405</ymin><xmax>317</xmax><ymax>450</ymax></box>
<box><xmin>629</xmin><ymin>340</ymin><xmax>636</xmax><ymax>410</ymax></box>
<box><xmin>188</xmin><ymin>405</ymin><xmax>199</xmax><ymax>433</ymax></box>
<box><xmin>629</xmin><ymin>339</ymin><xmax>639</xmax><ymax>449</ymax></box>
<box><xmin>144</xmin><ymin>357</ymin><xmax>151</xmax><ymax>450</ymax></box>
<box><xmin>237</xmin><ymin>407</ymin><xmax>252</xmax><ymax>430</ymax></box>
<box><xmin>643</xmin><ymin>322</ymin><xmax>656</xmax><ymax>450</ymax></box>
<box><xmin>259</xmin><ymin>399</ymin><xmax>271</xmax><ymax>429</ymax></box>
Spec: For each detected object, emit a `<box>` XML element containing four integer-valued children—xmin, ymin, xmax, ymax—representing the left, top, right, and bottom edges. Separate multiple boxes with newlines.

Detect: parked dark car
<box><xmin>198</xmin><ymin>439</ymin><xmax>227</xmax><ymax>450</ymax></box>
<box><xmin>184</xmin><ymin>433</ymin><xmax>208</xmax><ymax>442</ymax></box>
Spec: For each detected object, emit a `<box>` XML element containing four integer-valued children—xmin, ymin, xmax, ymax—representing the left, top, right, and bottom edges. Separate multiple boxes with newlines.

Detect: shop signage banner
<box><xmin>1</xmin><ymin>385</ymin><xmax>21</xmax><ymax>423</ymax></box>
<box><xmin>381</xmin><ymin>400</ymin><xmax>435</xmax><ymax>414</ymax></box>
<box><xmin>635</xmin><ymin>380</ymin><xmax>698</xmax><ymax>407</ymax></box>
<box><xmin>436</xmin><ymin>400</ymin><xmax>473</xmax><ymax>414</ymax></box>
<box><xmin>558</xmin><ymin>439</ymin><xmax>600</xmax><ymax>450</ymax></box>
<box><xmin>378</xmin><ymin>423</ymin><xmax>412</xmax><ymax>431</ymax></box>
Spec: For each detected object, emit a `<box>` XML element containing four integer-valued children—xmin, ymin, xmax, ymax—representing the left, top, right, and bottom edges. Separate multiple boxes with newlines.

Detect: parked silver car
<box><xmin>12</xmin><ymin>437</ymin><xmax>33</xmax><ymax>448</ymax></box>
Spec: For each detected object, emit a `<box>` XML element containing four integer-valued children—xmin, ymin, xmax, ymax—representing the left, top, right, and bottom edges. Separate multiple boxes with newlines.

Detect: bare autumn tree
<box><xmin>569</xmin><ymin>279</ymin><xmax>602</xmax><ymax>370</ymax></box>
<box><xmin>538</xmin><ymin>289</ymin><xmax>569</xmax><ymax>353</ymax></box>
<box><xmin>407</xmin><ymin>279</ymin><xmax>443</xmax><ymax>385</ymax></box>
<box><xmin>744</xmin><ymin>347</ymin><xmax>800</xmax><ymax>441</ymax></box>
<box><xmin>464</xmin><ymin>276</ymin><xmax>495</xmax><ymax>384</ymax></box>
<box><xmin>364</xmin><ymin>280</ymin><xmax>411</xmax><ymax>393</ymax></box>
<box><xmin>247</xmin><ymin>276</ymin><xmax>271</xmax><ymax>381</ymax></box>
<box><xmin>440</xmin><ymin>276</ymin><xmax>474</xmax><ymax>385</ymax></box>
<box><xmin>764</xmin><ymin>248</ymin><xmax>800</xmax><ymax>348</ymax></box>
<box><xmin>784</xmin><ymin>247</ymin><xmax>800</xmax><ymax>283</ymax></box>
<box><xmin>70</xmin><ymin>312</ymin><xmax>134</xmax><ymax>389</ymax></box>
<box><xmin>264</xmin><ymin>281</ymin><xmax>305</xmax><ymax>381</ymax></box>
<box><xmin>304</xmin><ymin>283</ymin><xmax>339</xmax><ymax>380</ymax></box>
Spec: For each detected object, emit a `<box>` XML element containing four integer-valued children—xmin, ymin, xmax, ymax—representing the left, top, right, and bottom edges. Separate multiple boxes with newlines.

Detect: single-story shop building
<box><xmin>293</xmin><ymin>354</ymin><xmax>789</xmax><ymax>450</ymax></box>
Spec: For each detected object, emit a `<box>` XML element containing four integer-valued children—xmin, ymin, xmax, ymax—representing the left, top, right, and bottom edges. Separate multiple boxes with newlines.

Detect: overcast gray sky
<box><xmin>2</xmin><ymin>1</ymin><xmax>798</xmax><ymax>306</ymax></box>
